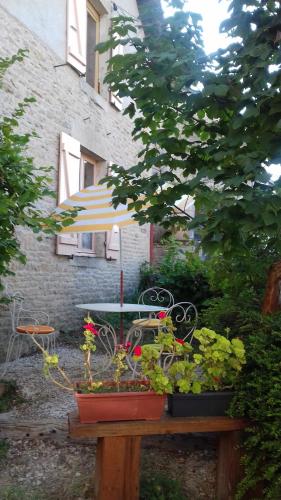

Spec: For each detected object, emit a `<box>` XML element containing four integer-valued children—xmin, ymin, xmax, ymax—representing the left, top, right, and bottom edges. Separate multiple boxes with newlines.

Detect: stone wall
<box><xmin>0</xmin><ymin>1</ymin><xmax>149</xmax><ymax>359</ymax></box>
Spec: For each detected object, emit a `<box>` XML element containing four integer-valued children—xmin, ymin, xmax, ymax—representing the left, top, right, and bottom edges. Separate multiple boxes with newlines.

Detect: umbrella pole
<box><xmin>120</xmin><ymin>228</ymin><xmax>124</xmax><ymax>343</ymax></box>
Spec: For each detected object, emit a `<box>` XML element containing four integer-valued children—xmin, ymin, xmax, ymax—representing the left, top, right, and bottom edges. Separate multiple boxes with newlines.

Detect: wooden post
<box><xmin>92</xmin><ymin>435</ymin><xmax>141</xmax><ymax>500</ymax></box>
<box><xmin>217</xmin><ymin>431</ymin><xmax>242</xmax><ymax>500</ymax></box>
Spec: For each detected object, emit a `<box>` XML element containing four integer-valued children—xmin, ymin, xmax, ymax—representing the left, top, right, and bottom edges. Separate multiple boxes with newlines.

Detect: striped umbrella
<box><xmin>56</xmin><ymin>184</ymin><xmax>139</xmax><ymax>309</ymax></box>
<box><xmin>57</xmin><ymin>184</ymin><xmax>137</xmax><ymax>233</ymax></box>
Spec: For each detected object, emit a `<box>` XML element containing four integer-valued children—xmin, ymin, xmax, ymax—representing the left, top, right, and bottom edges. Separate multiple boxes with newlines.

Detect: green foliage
<box><xmin>140</xmin><ymin>323</ymin><xmax>245</xmax><ymax>394</ymax></box>
<box><xmin>139</xmin><ymin>238</ymin><xmax>212</xmax><ymax>309</ymax></box>
<box><xmin>0</xmin><ymin>51</ymin><xmax>77</xmax><ymax>297</ymax></box>
<box><xmin>230</xmin><ymin>325</ymin><xmax>281</xmax><ymax>499</ymax></box>
<box><xmin>201</xmin><ymin>247</ymin><xmax>279</xmax><ymax>335</ymax></box>
<box><xmin>197</xmin><ymin>249</ymin><xmax>281</xmax><ymax>498</ymax></box>
<box><xmin>140</xmin><ymin>473</ymin><xmax>185</xmax><ymax>500</ymax></box>
<box><xmin>0</xmin><ymin>486</ymin><xmax>47</xmax><ymax>500</ymax></box>
<box><xmin>112</xmin><ymin>345</ymin><xmax>129</xmax><ymax>390</ymax></box>
<box><xmin>193</xmin><ymin>328</ymin><xmax>246</xmax><ymax>391</ymax></box>
<box><xmin>97</xmin><ymin>2</ymin><xmax>281</xmax><ymax>257</ymax></box>
<box><xmin>0</xmin><ymin>379</ymin><xmax>24</xmax><ymax>413</ymax></box>
<box><xmin>0</xmin><ymin>439</ymin><xmax>9</xmax><ymax>462</ymax></box>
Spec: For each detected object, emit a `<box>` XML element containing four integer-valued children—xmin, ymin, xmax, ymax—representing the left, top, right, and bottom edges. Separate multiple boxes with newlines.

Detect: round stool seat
<box><xmin>132</xmin><ymin>318</ymin><xmax>161</xmax><ymax>328</ymax></box>
<box><xmin>16</xmin><ymin>325</ymin><xmax>55</xmax><ymax>335</ymax></box>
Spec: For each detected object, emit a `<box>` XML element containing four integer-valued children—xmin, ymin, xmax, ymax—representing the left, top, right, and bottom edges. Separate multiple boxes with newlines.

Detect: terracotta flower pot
<box><xmin>75</xmin><ymin>380</ymin><xmax>166</xmax><ymax>423</ymax></box>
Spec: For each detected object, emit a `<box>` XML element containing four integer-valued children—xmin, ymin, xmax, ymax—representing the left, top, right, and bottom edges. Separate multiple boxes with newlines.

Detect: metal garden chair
<box><xmin>1</xmin><ymin>290</ymin><xmax>57</xmax><ymax>376</ymax></box>
<box><xmin>125</xmin><ymin>286</ymin><xmax>174</xmax><ymax>349</ymax></box>
<box><xmin>126</xmin><ymin>300</ymin><xmax>198</xmax><ymax>376</ymax></box>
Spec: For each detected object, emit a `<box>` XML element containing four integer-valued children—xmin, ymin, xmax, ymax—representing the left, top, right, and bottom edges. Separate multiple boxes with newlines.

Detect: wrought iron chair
<box><xmin>88</xmin><ymin>319</ymin><xmax>118</xmax><ymax>375</ymax></box>
<box><xmin>1</xmin><ymin>291</ymin><xmax>57</xmax><ymax>376</ymax></box>
<box><xmin>160</xmin><ymin>301</ymin><xmax>198</xmax><ymax>371</ymax></box>
<box><xmin>126</xmin><ymin>300</ymin><xmax>198</xmax><ymax>376</ymax></box>
<box><xmin>125</xmin><ymin>287</ymin><xmax>174</xmax><ymax>353</ymax></box>
<box><xmin>132</xmin><ymin>286</ymin><xmax>174</xmax><ymax>328</ymax></box>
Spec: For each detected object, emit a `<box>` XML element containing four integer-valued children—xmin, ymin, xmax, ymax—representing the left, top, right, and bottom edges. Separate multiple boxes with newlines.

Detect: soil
<box><xmin>0</xmin><ymin>347</ymin><xmax>216</xmax><ymax>500</ymax></box>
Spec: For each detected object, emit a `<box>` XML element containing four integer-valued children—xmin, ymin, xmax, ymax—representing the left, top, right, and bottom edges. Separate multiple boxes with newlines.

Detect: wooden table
<box><xmin>69</xmin><ymin>413</ymin><xmax>247</xmax><ymax>500</ymax></box>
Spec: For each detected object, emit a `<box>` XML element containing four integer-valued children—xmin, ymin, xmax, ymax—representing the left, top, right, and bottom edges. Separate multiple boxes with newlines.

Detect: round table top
<box><xmin>76</xmin><ymin>303</ymin><xmax>168</xmax><ymax>313</ymax></box>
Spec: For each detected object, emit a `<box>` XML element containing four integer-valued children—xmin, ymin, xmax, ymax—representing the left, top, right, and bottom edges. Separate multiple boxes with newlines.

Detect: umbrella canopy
<box><xmin>57</xmin><ymin>184</ymin><xmax>138</xmax><ymax>234</ymax></box>
<box><xmin>56</xmin><ymin>184</ymin><xmax>142</xmax><ymax>325</ymax></box>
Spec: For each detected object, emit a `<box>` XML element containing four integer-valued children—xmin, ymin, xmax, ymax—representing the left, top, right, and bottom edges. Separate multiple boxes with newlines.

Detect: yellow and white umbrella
<box><xmin>57</xmin><ymin>184</ymin><xmax>137</xmax><ymax>234</ymax></box>
<box><xmin>56</xmin><ymin>185</ymin><xmax>140</xmax><ymax>322</ymax></box>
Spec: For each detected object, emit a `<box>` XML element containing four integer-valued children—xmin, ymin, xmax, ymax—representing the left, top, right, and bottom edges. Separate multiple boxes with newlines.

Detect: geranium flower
<box><xmin>133</xmin><ymin>346</ymin><xmax>142</xmax><ymax>357</ymax></box>
<box><xmin>157</xmin><ymin>311</ymin><xmax>167</xmax><ymax>319</ymax></box>
<box><xmin>83</xmin><ymin>323</ymin><xmax>99</xmax><ymax>335</ymax></box>
<box><xmin>175</xmin><ymin>338</ymin><xmax>185</xmax><ymax>345</ymax></box>
<box><xmin>115</xmin><ymin>342</ymin><xmax>132</xmax><ymax>352</ymax></box>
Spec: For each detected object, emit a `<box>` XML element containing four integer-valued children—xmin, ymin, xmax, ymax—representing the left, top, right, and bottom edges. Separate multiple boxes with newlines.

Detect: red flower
<box><xmin>116</xmin><ymin>342</ymin><xmax>131</xmax><ymax>352</ymax></box>
<box><xmin>175</xmin><ymin>338</ymin><xmax>185</xmax><ymax>345</ymax></box>
<box><xmin>133</xmin><ymin>346</ymin><xmax>142</xmax><ymax>357</ymax></box>
<box><xmin>83</xmin><ymin>323</ymin><xmax>99</xmax><ymax>335</ymax></box>
<box><xmin>157</xmin><ymin>311</ymin><xmax>167</xmax><ymax>319</ymax></box>
<box><xmin>213</xmin><ymin>376</ymin><xmax>221</xmax><ymax>383</ymax></box>
<box><xmin>125</xmin><ymin>342</ymin><xmax>132</xmax><ymax>352</ymax></box>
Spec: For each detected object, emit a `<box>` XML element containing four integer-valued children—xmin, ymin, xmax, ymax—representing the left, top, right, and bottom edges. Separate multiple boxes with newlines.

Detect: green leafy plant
<box><xmin>139</xmin><ymin>238</ymin><xmax>212</xmax><ymax>310</ymax></box>
<box><xmin>230</xmin><ymin>320</ymin><xmax>281</xmax><ymax>499</ymax></box>
<box><xmin>97</xmin><ymin>1</ymin><xmax>281</xmax><ymax>259</ymax></box>
<box><xmin>0</xmin><ymin>379</ymin><xmax>24</xmax><ymax>412</ymax></box>
<box><xmin>0</xmin><ymin>439</ymin><xmax>9</xmax><ymax>463</ymax></box>
<box><xmin>140</xmin><ymin>473</ymin><xmax>185</xmax><ymax>500</ymax></box>
<box><xmin>136</xmin><ymin>317</ymin><xmax>246</xmax><ymax>395</ymax></box>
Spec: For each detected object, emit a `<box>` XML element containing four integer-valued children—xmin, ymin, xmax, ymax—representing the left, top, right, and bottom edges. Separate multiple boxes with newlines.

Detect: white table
<box><xmin>76</xmin><ymin>303</ymin><xmax>168</xmax><ymax>343</ymax></box>
<box><xmin>76</xmin><ymin>303</ymin><xmax>168</xmax><ymax>313</ymax></box>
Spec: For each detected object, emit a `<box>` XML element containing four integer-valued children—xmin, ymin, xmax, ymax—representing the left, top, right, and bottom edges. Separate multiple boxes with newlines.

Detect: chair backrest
<box><xmin>166</xmin><ymin>301</ymin><xmax>198</xmax><ymax>342</ymax></box>
<box><xmin>90</xmin><ymin>319</ymin><xmax>117</xmax><ymax>375</ymax></box>
<box><xmin>138</xmin><ymin>287</ymin><xmax>174</xmax><ymax>318</ymax></box>
<box><xmin>6</xmin><ymin>290</ymin><xmax>25</xmax><ymax>332</ymax></box>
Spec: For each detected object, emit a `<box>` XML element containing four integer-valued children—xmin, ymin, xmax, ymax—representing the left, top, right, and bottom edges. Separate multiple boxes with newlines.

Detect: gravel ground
<box><xmin>0</xmin><ymin>347</ymin><xmax>216</xmax><ymax>499</ymax></box>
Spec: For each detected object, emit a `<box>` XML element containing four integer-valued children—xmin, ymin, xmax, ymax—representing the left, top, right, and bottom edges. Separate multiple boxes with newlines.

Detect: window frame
<box><xmin>76</xmin><ymin>151</ymin><xmax>97</xmax><ymax>256</ymax></box>
<box><xmin>86</xmin><ymin>2</ymin><xmax>100</xmax><ymax>91</ymax></box>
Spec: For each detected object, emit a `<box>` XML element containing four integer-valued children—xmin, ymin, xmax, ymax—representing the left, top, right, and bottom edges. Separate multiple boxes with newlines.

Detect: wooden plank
<box><xmin>217</xmin><ymin>430</ymin><xmax>242</xmax><ymax>500</ymax></box>
<box><xmin>69</xmin><ymin>412</ymin><xmax>247</xmax><ymax>439</ymax></box>
<box><xmin>0</xmin><ymin>415</ymin><xmax>68</xmax><ymax>440</ymax></box>
<box><xmin>87</xmin><ymin>436</ymin><xmax>141</xmax><ymax>500</ymax></box>
<box><xmin>124</xmin><ymin>436</ymin><xmax>141</xmax><ymax>500</ymax></box>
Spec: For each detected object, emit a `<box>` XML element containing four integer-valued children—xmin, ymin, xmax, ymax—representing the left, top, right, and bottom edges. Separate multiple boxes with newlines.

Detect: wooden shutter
<box><xmin>106</xmin><ymin>226</ymin><xmax>120</xmax><ymax>260</ymax></box>
<box><xmin>57</xmin><ymin>132</ymin><xmax>81</xmax><ymax>256</ymax></box>
<box><xmin>110</xmin><ymin>41</ymin><xmax>123</xmax><ymax>110</ymax></box>
<box><xmin>66</xmin><ymin>0</ymin><xmax>87</xmax><ymax>74</ymax></box>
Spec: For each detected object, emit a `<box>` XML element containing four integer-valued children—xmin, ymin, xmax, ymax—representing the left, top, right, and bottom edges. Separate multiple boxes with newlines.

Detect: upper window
<box><xmin>86</xmin><ymin>3</ymin><xmax>100</xmax><ymax>90</ymax></box>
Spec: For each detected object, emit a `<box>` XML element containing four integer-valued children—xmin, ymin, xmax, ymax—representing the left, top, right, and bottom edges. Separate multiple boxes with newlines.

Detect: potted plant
<box><xmin>33</xmin><ymin>317</ymin><xmax>167</xmax><ymax>423</ymax></box>
<box><xmin>136</xmin><ymin>315</ymin><xmax>246</xmax><ymax>417</ymax></box>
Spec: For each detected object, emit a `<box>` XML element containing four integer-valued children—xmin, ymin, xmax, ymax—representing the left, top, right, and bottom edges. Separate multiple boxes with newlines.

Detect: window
<box><xmin>86</xmin><ymin>3</ymin><xmax>100</xmax><ymax>90</ymax></box>
<box><xmin>77</xmin><ymin>153</ymin><xmax>96</xmax><ymax>254</ymax></box>
<box><xmin>57</xmin><ymin>132</ymin><xmax>103</xmax><ymax>257</ymax></box>
<box><xmin>57</xmin><ymin>132</ymin><xmax>119</xmax><ymax>259</ymax></box>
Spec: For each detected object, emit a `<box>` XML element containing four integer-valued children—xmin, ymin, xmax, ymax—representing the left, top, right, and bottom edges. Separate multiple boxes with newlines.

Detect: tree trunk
<box><xmin>261</xmin><ymin>260</ymin><xmax>281</xmax><ymax>314</ymax></box>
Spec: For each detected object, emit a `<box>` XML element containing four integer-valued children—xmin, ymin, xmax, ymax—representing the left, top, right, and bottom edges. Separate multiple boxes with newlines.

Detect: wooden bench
<box><xmin>68</xmin><ymin>413</ymin><xmax>247</xmax><ymax>500</ymax></box>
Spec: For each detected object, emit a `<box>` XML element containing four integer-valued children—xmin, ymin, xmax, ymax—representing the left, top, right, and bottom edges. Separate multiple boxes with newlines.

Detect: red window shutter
<box><xmin>56</xmin><ymin>132</ymin><xmax>81</xmax><ymax>256</ymax></box>
<box><xmin>106</xmin><ymin>226</ymin><xmax>120</xmax><ymax>260</ymax></box>
<box><xmin>66</xmin><ymin>0</ymin><xmax>87</xmax><ymax>74</ymax></box>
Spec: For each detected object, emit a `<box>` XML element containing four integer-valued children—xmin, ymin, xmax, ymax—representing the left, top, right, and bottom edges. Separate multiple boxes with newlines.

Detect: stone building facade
<box><xmin>0</xmin><ymin>0</ymin><xmax>151</xmax><ymax>358</ymax></box>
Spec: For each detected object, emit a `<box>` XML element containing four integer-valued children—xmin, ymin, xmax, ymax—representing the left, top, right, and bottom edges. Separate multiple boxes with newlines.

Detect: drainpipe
<box><xmin>150</xmin><ymin>224</ymin><xmax>154</xmax><ymax>264</ymax></box>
